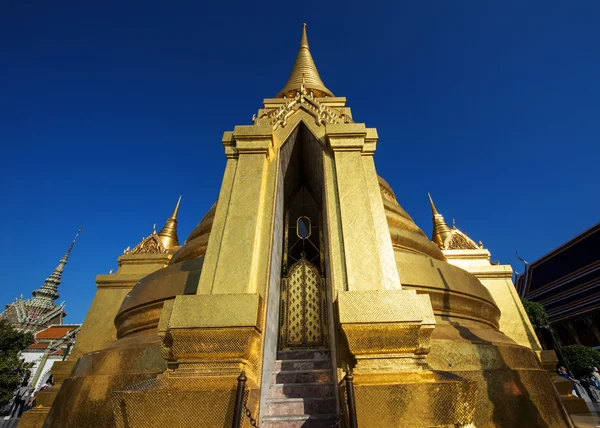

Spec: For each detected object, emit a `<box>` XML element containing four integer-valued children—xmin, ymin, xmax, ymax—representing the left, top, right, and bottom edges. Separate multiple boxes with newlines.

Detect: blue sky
<box><xmin>1</xmin><ymin>1</ymin><xmax>599</xmax><ymax>323</ymax></box>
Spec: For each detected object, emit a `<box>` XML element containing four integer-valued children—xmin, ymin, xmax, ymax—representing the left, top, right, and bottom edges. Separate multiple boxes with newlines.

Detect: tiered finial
<box><xmin>277</xmin><ymin>24</ymin><xmax>333</xmax><ymax>98</ymax></box>
<box><xmin>157</xmin><ymin>195</ymin><xmax>181</xmax><ymax>249</ymax></box>
<box><xmin>428</xmin><ymin>193</ymin><xmax>452</xmax><ymax>248</ymax></box>
<box><xmin>29</xmin><ymin>226</ymin><xmax>83</xmax><ymax>310</ymax></box>
<box><xmin>428</xmin><ymin>194</ymin><xmax>480</xmax><ymax>250</ymax></box>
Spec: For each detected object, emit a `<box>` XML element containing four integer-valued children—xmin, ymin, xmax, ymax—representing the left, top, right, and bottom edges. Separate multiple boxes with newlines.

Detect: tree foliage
<box><xmin>562</xmin><ymin>345</ymin><xmax>600</xmax><ymax>378</ymax></box>
<box><xmin>0</xmin><ymin>320</ymin><xmax>34</xmax><ymax>407</ymax></box>
<box><xmin>521</xmin><ymin>299</ymin><xmax>549</xmax><ymax>329</ymax></box>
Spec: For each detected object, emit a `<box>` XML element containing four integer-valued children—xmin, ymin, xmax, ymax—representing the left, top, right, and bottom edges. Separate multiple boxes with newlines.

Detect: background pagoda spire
<box><xmin>29</xmin><ymin>226</ymin><xmax>82</xmax><ymax>309</ymax></box>
<box><xmin>428</xmin><ymin>193</ymin><xmax>452</xmax><ymax>248</ymax></box>
<box><xmin>157</xmin><ymin>195</ymin><xmax>181</xmax><ymax>249</ymax></box>
<box><xmin>276</xmin><ymin>23</ymin><xmax>334</xmax><ymax>98</ymax></box>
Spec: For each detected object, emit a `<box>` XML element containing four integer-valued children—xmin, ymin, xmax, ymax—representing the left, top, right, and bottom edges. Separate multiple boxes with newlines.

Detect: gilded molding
<box><xmin>222</xmin><ymin>131</ymin><xmax>237</xmax><ymax>158</ymax></box>
<box><xmin>326</xmin><ymin>123</ymin><xmax>367</xmax><ymax>151</ymax></box>
<box><xmin>158</xmin><ymin>294</ymin><xmax>264</xmax><ymax>381</ymax></box>
<box><xmin>338</xmin><ymin>290</ymin><xmax>436</xmax><ymax>372</ymax></box>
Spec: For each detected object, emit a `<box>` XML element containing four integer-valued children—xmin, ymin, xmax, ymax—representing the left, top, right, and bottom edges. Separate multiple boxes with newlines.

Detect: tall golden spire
<box><xmin>428</xmin><ymin>193</ymin><xmax>452</xmax><ymax>248</ymax></box>
<box><xmin>157</xmin><ymin>195</ymin><xmax>181</xmax><ymax>249</ymax></box>
<box><xmin>276</xmin><ymin>24</ymin><xmax>334</xmax><ymax>98</ymax></box>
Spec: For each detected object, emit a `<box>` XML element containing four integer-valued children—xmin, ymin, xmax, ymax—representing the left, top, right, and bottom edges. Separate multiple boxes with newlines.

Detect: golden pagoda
<box><xmin>36</xmin><ymin>25</ymin><xmax>572</xmax><ymax>428</ymax></box>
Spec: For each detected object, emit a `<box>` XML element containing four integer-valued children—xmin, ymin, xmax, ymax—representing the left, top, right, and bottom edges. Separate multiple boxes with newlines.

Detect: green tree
<box><xmin>0</xmin><ymin>320</ymin><xmax>34</xmax><ymax>407</ymax></box>
<box><xmin>521</xmin><ymin>299</ymin><xmax>549</xmax><ymax>329</ymax></box>
<box><xmin>561</xmin><ymin>345</ymin><xmax>600</xmax><ymax>378</ymax></box>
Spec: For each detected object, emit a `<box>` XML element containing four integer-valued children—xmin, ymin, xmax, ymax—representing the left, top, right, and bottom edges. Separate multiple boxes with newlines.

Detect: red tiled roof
<box><xmin>27</xmin><ymin>343</ymin><xmax>48</xmax><ymax>349</ymax></box>
<box><xmin>35</xmin><ymin>326</ymin><xmax>77</xmax><ymax>339</ymax></box>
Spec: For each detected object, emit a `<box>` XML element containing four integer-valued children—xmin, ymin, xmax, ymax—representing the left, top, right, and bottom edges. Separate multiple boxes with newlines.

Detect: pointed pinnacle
<box><xmin>428</xmin><ymin>193</ymin><xmax>452</xmax><ymax>248</ymax></box>
<box><xmin>29</xmin><ymin>226</ymin><xmax>82</xmax><ymax>307</ymax></box>
<box><xmin>158</xmin><ymin>196</ymin><xmax>181</xmax><ymax>249</ymax></box>
<box><xmin>171</xmin><ymin>195</ymin><xmax>182</xmax><ymax>220</ymax></box>
<box><xmin>300</xmin><ymin>23</ymin><xmax>309</xmax><ymax>48</ymax></box>
<box><xmin>66</xmin><ymin>226</ymin><xmax>83</xmax><ymax>255</ymax></box>
<box><xmin>277</xmin><ymin>23</ymin><xmax>333</xmax><ymax>98</ymax></box>
<box><xmin>427</xmin><ymin>192</ymin><xmax>439</xmax><ymax>215</ymax></box>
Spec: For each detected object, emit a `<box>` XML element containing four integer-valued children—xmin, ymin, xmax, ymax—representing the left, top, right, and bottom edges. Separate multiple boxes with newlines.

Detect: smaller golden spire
<box><xmin>277</xmin><ymin>24</ymin><xmax>333</xmax><ymax>98</ymax></box>
<box><xmin>428</xmin><ymin>193</ymin><xmax>452</xmax><ymax>248</ymax></box>
<box><xmin>158</xmin><ymin>195</ymin><xmax>181</xmax><ymax>249</ymax></box>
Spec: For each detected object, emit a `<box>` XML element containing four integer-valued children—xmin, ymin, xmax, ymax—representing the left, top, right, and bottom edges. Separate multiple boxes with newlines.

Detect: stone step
<box><xmin>274</xmin><ymin>358</ymin><xmax>331</xmax><ymax>372</ymax></box>
<box><xmin>262</xmin><ymin>414</ymin><xmax>337</xmax><ymax>428</ymax></box>
<box><xmin>269</xmin><ymin>382</ymin><xmax>336</xmax><ymax>399</ymax></box>
<box><xmin>272</xmin><ymin>369</ymin><xmax>332</xmax><ymax>385</ymax></box>
<box><xmin>276</xmin><ymin>349</ymin><xmax>330</xmax><ymax>361</ymax></box>
<box><xmin>265</xmin><ymin>397</ymin><xmax>337</xmax><ymax>416</ymax></box>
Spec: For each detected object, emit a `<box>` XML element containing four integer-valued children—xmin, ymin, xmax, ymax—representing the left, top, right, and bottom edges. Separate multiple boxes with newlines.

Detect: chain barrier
<box><xmin>330</xmin><ymin>405</ymin><xmax>345</xmax><ymax>428</ymax></box>
<box><xmin>243</xmin><ymin>403</ymin><xmax>260</xmax><ymax>428</ymax></box>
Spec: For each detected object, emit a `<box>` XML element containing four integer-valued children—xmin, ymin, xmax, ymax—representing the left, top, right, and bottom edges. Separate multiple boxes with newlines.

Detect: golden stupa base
<box><xmin>112</xmin><ymin>376</ymin><xmax>259</xmax><ymax>428</ymax></box>
<box><xmin>42</xmin><ymin>332</ymin><xmax>166</xmax><ymax>428</ymax></box>
<box><xmin>109</xmin><ymin>293</ymin><xmax>265</xmax><ymax>427</ymax></box>
<box><xmin>350</xmin><ymin>371</ymin><xmax>476</xmax><ymax>427</ymax></box>
<box><xmin>427</xmin><ymin>325</ymin><xmax>573</xmax><ymax>427</ymax></box>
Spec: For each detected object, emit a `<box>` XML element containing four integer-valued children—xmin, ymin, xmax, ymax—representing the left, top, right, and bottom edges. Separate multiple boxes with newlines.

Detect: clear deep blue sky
<box><xmin>1</xmin><ymin>1</ymin><xmax>599</xmax><ymax>323</ymax></box>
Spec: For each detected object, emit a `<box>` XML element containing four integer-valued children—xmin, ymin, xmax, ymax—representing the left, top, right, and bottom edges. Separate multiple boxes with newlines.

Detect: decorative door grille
<box><xmin>280</xmin><ymin>257</ymin><xmax>328</xmax><ymax>349</ymax></box>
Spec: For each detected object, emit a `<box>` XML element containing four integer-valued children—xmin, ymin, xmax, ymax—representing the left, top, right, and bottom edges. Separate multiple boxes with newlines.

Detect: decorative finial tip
<box><xmin>427</xmin><ymin>192</ymin><xmax>438</xmax><ymax>215</ymax></box>
<box><xmin>276</xmin><ymin>23</ymin><xmax>332</xmax><ymax>98</ymax></box>
<box><xmin>171</xmin><ymin>195</ymin><xmax>182</xmax><ymax>220</ymax></box>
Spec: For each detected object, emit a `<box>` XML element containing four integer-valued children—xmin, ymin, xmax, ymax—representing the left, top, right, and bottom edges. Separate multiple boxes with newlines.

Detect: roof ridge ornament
<box><xmin>254</xmin><ymin>72</ymin><xmax>351</xmax><ymax>130</ymax></box>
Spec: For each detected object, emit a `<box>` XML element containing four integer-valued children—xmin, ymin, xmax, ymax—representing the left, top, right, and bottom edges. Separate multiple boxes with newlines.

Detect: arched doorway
<box><xmin>279</xmin><ymin>187</ymin><xmax>328</xmax><ymax>349</ymax></box>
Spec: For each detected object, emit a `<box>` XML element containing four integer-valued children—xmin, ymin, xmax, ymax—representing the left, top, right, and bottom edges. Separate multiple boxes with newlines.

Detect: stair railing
<box><xmin>344</xmin><ymin>365</ymin><xmax>358</xmax><ymax>428</ymax></box>
<box><xmin>232</xmin><ymin>370</ymin><xmax>247</xmax><ymax>428</ymax></box>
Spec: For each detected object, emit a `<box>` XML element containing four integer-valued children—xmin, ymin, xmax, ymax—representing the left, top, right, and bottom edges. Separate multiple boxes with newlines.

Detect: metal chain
<box><xmin>243</xmin><ymin>403</ymin><xmax>260</xmax><ymax>428</ymax></box>
<box><xmin>330</xmin><ymin>405</ymin><xmax>345</xmax><ymax>428</ymax></box>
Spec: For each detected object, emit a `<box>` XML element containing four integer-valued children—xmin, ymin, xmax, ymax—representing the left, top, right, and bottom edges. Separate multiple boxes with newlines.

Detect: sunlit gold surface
<box><xmin>349</xmin><ymin>371</ymin><xmax>477</xmax><ymax>427</ymax></box>
<box><xmin>45</xmin><ymin>24</ymin><xmax>571</xmax><ymax>428</ymax></box>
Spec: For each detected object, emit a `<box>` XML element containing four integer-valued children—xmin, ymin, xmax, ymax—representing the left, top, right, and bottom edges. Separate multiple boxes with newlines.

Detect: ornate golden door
<box><xmin>280</xmin><ymin>257</ymin><xmax>328</xmax><ymax>349</ymax></box>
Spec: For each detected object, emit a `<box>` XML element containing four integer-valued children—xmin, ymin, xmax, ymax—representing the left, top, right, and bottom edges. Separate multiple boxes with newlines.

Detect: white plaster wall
<box><xmin>33</xmin><ymin>358</ymin><xmax>57</xmax><ymax>390</ymax></box>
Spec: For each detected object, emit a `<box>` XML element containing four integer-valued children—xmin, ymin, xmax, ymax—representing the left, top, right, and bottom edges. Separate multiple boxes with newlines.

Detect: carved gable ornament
<box><xmin>253</xmin><ymin>76</ymin><xmax>353</xmax><ymax>131</ymax></box>
<box><xmin>443</xmin><ymin>229</ymin><xmax>480</xmax><ymax>250</ymax></box>
<box><xmin>127</xmin><ymin>232</ymin><xmax>167</xmax><ymax>255</ymax></box>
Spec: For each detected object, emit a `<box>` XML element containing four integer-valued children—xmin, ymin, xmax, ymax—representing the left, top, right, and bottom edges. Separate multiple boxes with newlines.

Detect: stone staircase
<box><xmin>262</xmin><ymin>349</ymin><xmax>338</xmax><ymax>428</ymax></box>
